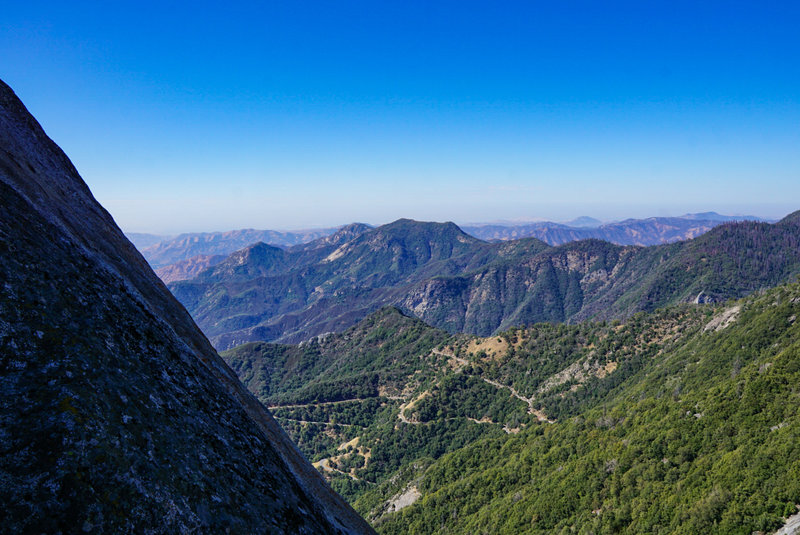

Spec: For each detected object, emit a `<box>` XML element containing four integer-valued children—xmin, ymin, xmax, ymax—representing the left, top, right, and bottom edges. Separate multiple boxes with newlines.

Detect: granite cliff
<box><xmin>0</xmin><ymin>79</ymin><xmax>373</xmax><ymax>533</ymax></box>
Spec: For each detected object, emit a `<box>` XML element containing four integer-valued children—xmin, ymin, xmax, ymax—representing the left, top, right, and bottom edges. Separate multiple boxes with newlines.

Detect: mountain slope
<box><xmin>402</xmin><ymin>219</ymin><xmax>800</xmax><ymax>335</ymax></box>
<box><xmin>373</xmin><ymin>284</ymin><xmax>800</xmax><ymax>534</ymax></box>
<box><xmin>170</xmin><ymin>220</ymin><xmax>544</xmax><ymax>349</ymax></box>
<box><xmin>0</xmin><ymin>79</ymin><xmax>372</xmax><ymax>533</ymax></box>
<box><xmin>222</xmin><ymin>283</ymin><xmax>800</xmax><ymax>534</ymax></box>
<box><xmin>221</xmin><ymin>307</ymin><xmax>505</xmax><ymax>503</ymax></box>
<box><xmin>221</xmin><ymin>303</ymin><xmax>707</xmax><ymax>509</ymax></box>
<box><xmin>154</xmin><ymin>253</ymin><xmax>226</xmax><ymax>283</ymax></box>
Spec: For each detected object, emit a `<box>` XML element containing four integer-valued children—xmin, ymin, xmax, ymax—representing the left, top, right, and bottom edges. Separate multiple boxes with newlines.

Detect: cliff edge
<box><xmin>0</xmin><ymin>79</ymin><xmax>373</xmax><ymax>534</ymax></box>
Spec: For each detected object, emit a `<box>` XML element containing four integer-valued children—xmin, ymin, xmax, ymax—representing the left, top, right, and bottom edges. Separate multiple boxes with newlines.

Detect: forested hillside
<box><xmin>377</xmin><ymin>285</ymin><xmax>800</xmax><ymax>534</ymax></box>
<box><xmin>222</xmin><ymin>280</ymin><xmax>800</xmax><ymax>533</ymax></box>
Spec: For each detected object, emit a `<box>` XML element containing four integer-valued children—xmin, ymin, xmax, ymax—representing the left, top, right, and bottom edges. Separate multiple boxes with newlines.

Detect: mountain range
<box><xmin>168</xmin><ymin>214</ymin><xmax>800</xmax><ymax>350</ymax></box>
<box><xmin>0</xmin><ymin>79</ymin><xmax>372</xmax><ymax>533</ymax></box>
<box><xmin>131</xmin><ymin>212</ymin><xmax>765</xmax><ymax>276</ymax></box>
<box><xmin>136</xmin><ymin>227</ymin><xmax>343</xmax><ymax>269</ymax></box>
<box><xmin>126</xmin><ymin>231</ymin><xmax>174</xmax><ymax>249</ymax></box>
<box><xmin>461</xmin><ymin>212</ymin><xmax>766</xmax><ymax>244</ymax></box>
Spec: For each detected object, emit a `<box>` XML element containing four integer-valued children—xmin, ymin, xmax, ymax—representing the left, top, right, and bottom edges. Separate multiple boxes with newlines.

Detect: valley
<box><xmin>138</xmin><ymin>202</ymin><xmax>800</xmax><ymax>533</ymax></box>
<box><xmin>6</xmin><ymin>2</ymin><xmax>799</xmax><ymax>533</ymax></box>
<box><xmin>115</xmin><ymin>183</ymin><xmax>800</xmax><ymax>534</ymax></box>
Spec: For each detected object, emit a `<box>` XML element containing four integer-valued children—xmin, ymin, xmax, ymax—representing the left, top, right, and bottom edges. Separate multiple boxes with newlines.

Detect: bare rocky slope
<box><xmin>0</xmin><ymin>79</ymin><xmax>373</xmax><ymax>533</ymax></box>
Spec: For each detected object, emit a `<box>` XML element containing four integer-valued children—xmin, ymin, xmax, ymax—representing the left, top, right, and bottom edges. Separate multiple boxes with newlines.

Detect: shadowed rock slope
<box><xmin>0</xmin><ymin>80</ymin><xmax>373</xmax><ymax>533</ymax></box>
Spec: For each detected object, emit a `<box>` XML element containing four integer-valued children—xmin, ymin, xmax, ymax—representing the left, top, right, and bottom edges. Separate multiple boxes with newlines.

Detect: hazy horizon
<box><xmin>109</xmin><ymin>197</ymin><xmax>797</xmax><ymax>235</ymax></box>
<box><xmin>121</xmin><ymin>207</ymin><xmax>788</xmax><ymax>237</ymax></box>
<box><xmin>4</xmin><ymin>2</ymin><xmax>798</xmax><ymax>234</ymax></box>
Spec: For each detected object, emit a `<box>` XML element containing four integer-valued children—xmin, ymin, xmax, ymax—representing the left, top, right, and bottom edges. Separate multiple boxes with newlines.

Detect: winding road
<box><xmin>432</xmin><ymin>349</ymin><xmax>554</xmax><ymax>423</ymax></box>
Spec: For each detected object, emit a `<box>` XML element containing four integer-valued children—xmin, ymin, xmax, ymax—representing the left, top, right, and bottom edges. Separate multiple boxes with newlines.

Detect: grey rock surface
<box><xmin>0</xmin><ymin>79</ymin><xmax>373</xmax><ymax>534</ymax></box>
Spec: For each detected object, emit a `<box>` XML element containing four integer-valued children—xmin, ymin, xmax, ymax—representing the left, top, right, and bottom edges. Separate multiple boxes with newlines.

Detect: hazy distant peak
<box><xmin>682</xmin><ymin>211</ymin><xmax>724</xmax><ymax>220</ymax></box>
<box><xmin>125</xmin><ymin>232</ymin><xmax>172</xmax><ymax>249</ymax></box>
<box><xmin>286</xmin><ymin>222</ymin><xmax>373</xmax><ymax>255</ymax></box>
<box><xmin>339</xmin><ymin>222</ymin><xmax>373</xmax><ymax>232</ymax></box>
<box><xmin>681</xmin><ymin>211</ymin><xmax>766</xmax><ymax>222</ymax></box>
<box><xmin>381</xmin><ymin>218</ymin><xmax>473</xmax><ymax>236</ymax></box>
<box><xmin>563</xmin><ymin>216</ymin><xmax>602</xmax><ymax>228</ymax></box>
<box><xmin>204</xmin><ymin>241</ymin><xmax>288</xmax><ymax>280</ymax></box>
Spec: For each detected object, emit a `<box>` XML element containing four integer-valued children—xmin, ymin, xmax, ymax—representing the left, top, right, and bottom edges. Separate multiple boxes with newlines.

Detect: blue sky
<box><xmin>2</xmin><ymin>1</ymin><xmax>799</xmax><ymax>233</ymax></box>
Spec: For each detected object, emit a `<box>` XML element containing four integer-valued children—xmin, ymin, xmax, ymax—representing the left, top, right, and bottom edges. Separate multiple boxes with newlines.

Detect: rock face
<box><xmin>0</xmin><ymin>80</ymin><xmax>373</xmax><ymax>533</ymax></box>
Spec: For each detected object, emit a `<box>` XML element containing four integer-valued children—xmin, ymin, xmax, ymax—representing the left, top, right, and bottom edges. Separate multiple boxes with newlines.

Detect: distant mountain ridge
<box><xmin>154</xmin><ymin>253</ymin><xmax>227</xmax><ymax>283</ymax></box>
<box><xmin>462</xmin><ymin>212</ymin><xmax>768</xmax><ymax>245</ymax></box>
<box><xmin>170</xmin><ymin>219</ymin><xmax>532</xmax><ymax>348</ymax></box>
<box><xmin>169</xmin><ymin>214</ymin><xmax>800</xmax><ymax>350</ymax></box>
<box><xmin>140</xmin><ymin>226</ymin><xmax>346</xmax><ymax>268</ymax></box>
<box><xmin>403</xmin><ymin>215</ymin><xmax>800</xmax><ymax>334</ymax></box>
<box><xmin>136</xmin><ymin>213</ymin><xmax>765</xmax><ymax>281</ymax></box>
<box><xmin>125</xmin><ymin>231</ymin><xmax>173</xmax><ymax>249</ymax></box>
<box><xmin>564</xmin><ymin>215</ymin><xmax>602</xmax><ymax>227</ymax></box>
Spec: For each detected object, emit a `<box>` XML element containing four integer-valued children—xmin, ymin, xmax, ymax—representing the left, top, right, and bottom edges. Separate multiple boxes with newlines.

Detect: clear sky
<box><xmin>2</xmin><ymin>1</ymin><xmax>799</xmax><ymax>233</ymax></box>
